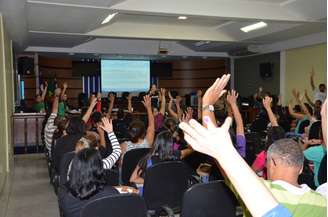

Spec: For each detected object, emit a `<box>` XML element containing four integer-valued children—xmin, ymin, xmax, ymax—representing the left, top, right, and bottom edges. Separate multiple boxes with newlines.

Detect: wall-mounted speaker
<box><xmin>18</xmin><ymin>57</ymin><xmax>34</xmax><ymax>75</ymax></box>
<box><xmin>259</xmin><ymin>62</ymin><xmax>273</xmax><ymax>79</ymax></box>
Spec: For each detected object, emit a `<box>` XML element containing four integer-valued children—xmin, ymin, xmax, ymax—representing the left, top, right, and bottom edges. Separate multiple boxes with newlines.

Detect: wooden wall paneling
<box><xmin>24</xmin><ymin>89</ymin><xmax>37</xmax><ymax>100</ymax></box>
<box><xmin>22</xmin><ymin>77</ymin><xmax>36</xmax><ymax>88</ymax></box>
<box><xmin>158</xmin><ymin>59</ymin><xmax>229</xmax><ymax>95</ymax></box>
<box><xmin>38</xmin><ymin>56</ymin><xmax>72</xmax><ymax>68</ymax></box>
<box><xmin>38</xmin><ymin>55</ymin><xmax>83</xmax><ymax>109</ymax></box>
<box><xmin>171</xmin><ymin>68</ymin><xmax>226</xmax><ymax>79</ymax></box>
<box><xmin>171</xmin><ymin>59</ymin><xmax>227</xmax><ymax>70</ymax></box>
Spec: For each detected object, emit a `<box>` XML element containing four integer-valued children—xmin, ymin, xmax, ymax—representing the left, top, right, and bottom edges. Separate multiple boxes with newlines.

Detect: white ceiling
<box><xmin>0</xmin><ymin>0</ymin><xmax>326</xmax><ymax>57</ymax></box>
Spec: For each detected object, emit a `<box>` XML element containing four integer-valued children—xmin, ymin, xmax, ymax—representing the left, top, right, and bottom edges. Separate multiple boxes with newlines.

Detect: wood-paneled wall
<box><xmin>158</xmin><ymin>59</ymin><xmax>229</xmax><ymax>95</ymax></box>
<box><xmin>22</xmin><ymin>56</ymin><xmax>83</xmax><ymax>107</ymax></box>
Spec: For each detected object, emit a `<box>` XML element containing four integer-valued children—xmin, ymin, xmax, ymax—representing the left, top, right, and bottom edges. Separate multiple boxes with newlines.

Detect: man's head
<box><xmin>266</xmin><ymin>139</ymin><xmax>304</xmax><ymax>183</ymax></box>
<box><xmin>319</xmin><ymin>84</ymin><xmax>326</xmax><ymax>93</ymax></box>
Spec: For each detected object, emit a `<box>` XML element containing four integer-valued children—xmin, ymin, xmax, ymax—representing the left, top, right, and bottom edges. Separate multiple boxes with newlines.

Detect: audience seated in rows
<box><xmin>38</xmin><ymin>68</ymin><xmax>327</xmax><ymax>217</ymax></box>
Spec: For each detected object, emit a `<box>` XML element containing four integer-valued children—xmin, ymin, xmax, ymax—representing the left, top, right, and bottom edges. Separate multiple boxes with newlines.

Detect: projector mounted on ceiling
<box><xmin>194</xmin><ymin>41</ymin><xmax>211</xmax><ymax>47</ymax></box>
<box><xmin>228</xmin><ymin>47</ymin><xmax>258</xmax><ymax>57</ymax></box>
<box><xmin>158</xmin><ymin>48</ymin><xmax>168</xmax><ymax>55</ymax></box>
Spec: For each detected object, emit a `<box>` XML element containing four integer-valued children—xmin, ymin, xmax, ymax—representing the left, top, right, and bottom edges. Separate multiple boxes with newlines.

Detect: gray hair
<box><xmin>267</xmin><ymin>138</ymin><xmax>304</xmax><ymax>167</ymax></box>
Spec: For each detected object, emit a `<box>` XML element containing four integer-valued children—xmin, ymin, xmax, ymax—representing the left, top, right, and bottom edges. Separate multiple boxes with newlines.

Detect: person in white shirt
<box><xmin>310</xmin><ymin>67</ymin><xmax>326</xmax><ymax>103</ymax></box>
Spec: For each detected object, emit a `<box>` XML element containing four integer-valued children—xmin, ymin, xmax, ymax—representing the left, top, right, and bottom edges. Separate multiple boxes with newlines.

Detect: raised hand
<box><xmin>258</xmin><ymin>86</ymin><xmax>263</xmax><ymax>92</ymax></box>
<box><xmin>179</xmin><ymin>116</ymin><xmax>233</xmax><ymax>158</ymax></box>
<box><xmin>180</xmin><ymin>111</ymin><xmax>191</xmax><ymax>123</ymax></box>
<box><xmin>90</xmin><ymin>95</ymin><xmax>97</xmax><ymax>107</ymax></box>
<box><xmin>54</xmin><ymin>88</ymin><xmax>61</xmax><ymax>97</ymax></box>
<box><xmin>100</xmin><ymin>117</ymin><xmax>113</xmax><ymax>133</ymax></box>
<box><xmin>160</xmin><ymin>88</ymin><xmax>166</xmax><ymax>96</ymax></box>
<box><xmin>109</xmin><ymin>93</ymin><xmax>115</xmax><ymax>101</ymax></box>
<box><xmin>168</xmin><ymin>91</ymin><xmax>174</xmax><ymax>101</ymax></box>
<box><xmin>176</xmin><ymin>95</ymin><xmax>182</xmax><ymax>103</ymax></box>
<box><xmin>142</xmin><ymin>95</ymin><xmax>152</xmax><ymax>109</ymax></box>
<box><xmin>97</xmin><ymin>92</ymin><xmax>102</xmax><ymax>100</ymax></box>
<box><xmin>292</xmin><ymin>88</ymin><xmax>300</xmax><ymax>100</ymax></box>
<box><xmin>310</xmin><ymin>66</ymin><xmax>315</xmax><ymax>77</ymax></box>
<box><xmin>226</xmin><ymin>89</ymin><xmax>239</xmax><ymax>106</ymax></box>
<box><xmin>197</xmin><ymin>90</ymin><xmax>202</xmax><ymax>97</ymax></box>
<box><xmin>262</xmin><ymin>96</ymin><xmax>272</xmax><ymax>110</ymax></box>
<box><xmin>97</xmin><ymin>124</ymin><xmax>105</xmax><ymax>136</ymax></box>
<box><xmin>63</xmin><ymin>82</ymin><xmax>68</xmax><ymax>89</ymax></box>
<box><xmin>202</xmin><ymin>74</ymin><xmax>230</xmax><ymax>106</ymax></box>
<box><xmin>126</xmin><ymin>93</ymin><xmax>132</xmax><ymax>101</ymax></box>
<box><xmin>44</xmin><ymin>81</ymin><xmax>48</xmax><ymax>88</ymax></box>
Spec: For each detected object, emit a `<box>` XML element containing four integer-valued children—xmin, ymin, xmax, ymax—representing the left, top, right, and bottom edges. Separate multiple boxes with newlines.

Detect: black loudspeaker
<box><xmin>259</xmin><ymin>62</ymin><xmax>273</xmax><ymax>79</ymax></box>
<box><xmin>150</xmin><ymin>62</ymin><xmax>172</xmax><ymax>77</ymax></box>
<box><xmin>18</xmin><ymin>57</ymin><xmax>34</xmax><ymax>75</ymax></box>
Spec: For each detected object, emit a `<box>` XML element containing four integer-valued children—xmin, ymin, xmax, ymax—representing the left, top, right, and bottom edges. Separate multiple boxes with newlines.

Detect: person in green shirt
<box><xmin>304</xmin><ymin>145</ymin><xmax>326</xmax><ymax>187</ymax></box>
<box><xmin>265</xmin><ymin>138</ymin><xmax>326</xmax><ymax>217</ymax></box>
<box><xmin>33</xmin><ymin>81</ymin><xmax>48</xmax><ymax>113</ymax></box>
<box><xmin>58</xmin><ymin>82</ymin><xmax>68</xmax><ymax>117</ymax></box>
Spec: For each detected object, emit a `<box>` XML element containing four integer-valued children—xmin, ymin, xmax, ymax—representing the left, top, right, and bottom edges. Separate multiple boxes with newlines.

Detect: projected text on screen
<box><xmin>101</xmin><ymin>60</ymin><xmax>150</xmax><ymax>92</ymax></box>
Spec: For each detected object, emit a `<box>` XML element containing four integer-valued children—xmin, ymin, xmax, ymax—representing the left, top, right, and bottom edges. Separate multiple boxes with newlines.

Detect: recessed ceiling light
<box><xmin>101</xmin><ymin>12</ymin><xmax>118</xmax><ymax>24</ymax></box>
<box><xmin>241</xmin><ymin>21</ymin><xmax>267</xmax><ymax>33</ymax></box>
<box><xmin>178</xmin><ymin>16</ymin><xmax>188</xmax><ymax>20</ymax></box>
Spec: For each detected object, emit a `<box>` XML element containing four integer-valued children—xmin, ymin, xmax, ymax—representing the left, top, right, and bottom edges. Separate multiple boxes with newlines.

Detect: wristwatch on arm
<box><xmin>202</xmin><ymin>105</ymin><xmax>215</xmax><ymax>112</ymax></box>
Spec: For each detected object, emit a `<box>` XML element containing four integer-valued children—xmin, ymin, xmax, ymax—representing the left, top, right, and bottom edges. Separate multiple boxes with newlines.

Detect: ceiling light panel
<box><xmin>241</xmin><ymin>21</ymin><xmax>267</xmax><ymax>33</ymax></box>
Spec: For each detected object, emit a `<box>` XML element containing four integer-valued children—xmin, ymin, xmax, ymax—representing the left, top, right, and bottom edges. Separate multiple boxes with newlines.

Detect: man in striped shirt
<box><xmin>44</xmin><ymin>88</ymin><xmax>62</xmax><ymax>155</ymax></box>
<box><xmin>265</xmin><ymin>138</ymin><xmax>326</xmax><ymax>217</ymax></box>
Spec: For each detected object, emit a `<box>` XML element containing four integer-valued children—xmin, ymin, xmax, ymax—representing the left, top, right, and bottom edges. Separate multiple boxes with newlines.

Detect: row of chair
<box><xmin>81</xmin><ymin>180</ymin><xmax>238</xmax><ymax>217</ymax></box>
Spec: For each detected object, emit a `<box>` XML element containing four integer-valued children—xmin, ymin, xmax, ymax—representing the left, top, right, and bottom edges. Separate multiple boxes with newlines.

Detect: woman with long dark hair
<box><xmin>129</xmin><ymin>130</ymin><xmax>180</xmax><ymax>184</ymax></box>
<box><xmin>58</xmin><ymin>148</ymin><xmax>119</xmax><ymax>217</ymax></box>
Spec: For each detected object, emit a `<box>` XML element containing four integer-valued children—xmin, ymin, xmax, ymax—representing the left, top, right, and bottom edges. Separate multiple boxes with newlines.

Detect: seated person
<box><xmin>52</xmin><ymin>116</ymin><xmax>86</xmax><ymax>174</ymax></box>
<box><xmin>120</xmin><ymin>95</ymin><xmax>155</xmax><ymax>158</ymax></box>
<box><xmin>58</xmin><ymin>148</ymin><xmax>119</xmax><ymax>217</ymax></box>
<box><xmin>44</xmin><ymin>88</ymin><xmax>65</xmax><ymax>154</ymax></box>
<box><xmin>59</xmin><ymin>117</ymin><xmax>121</xmax><ymax>187</ymax></box>
<box><xmin>310</xmin><ymin>67</ymin><xmax>326</xmax><ymax>103</ymax></box>
<box><xmin>252</xmin><ymin>97</ymin><xmax>285</xmax><ymax>178</ymax></box>
<box><xmin>129</xmin><ymin>130</ymin><xmax>180</xmax><ymax>185</ymax></box>
<box><xmin>264</xmin><ymin>138</ymin><xmax>326</xmax><ymax>216</ymax></box>
<box><xmin>153</xmin><ymin>88</ymin><xmax>166</xmax><ymax>133</ymax></box>
<box><xmin>226</xmin><ymin>90</ymin><xmax>246</xmax><ymax>157</ymax></box>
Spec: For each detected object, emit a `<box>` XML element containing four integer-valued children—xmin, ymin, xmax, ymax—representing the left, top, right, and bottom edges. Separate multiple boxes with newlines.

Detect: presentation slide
<box><xmin>101</xmin><ymin>60</ymin><xmax>150</xmax><ymax>92</ymax></box>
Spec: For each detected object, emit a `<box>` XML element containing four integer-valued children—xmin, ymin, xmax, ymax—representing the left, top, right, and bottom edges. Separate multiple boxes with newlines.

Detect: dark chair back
<box><xmin>104</xmin><ymin>168</ymin><xmax>120</xmax><ymax>186</ymax></box>
<box><xmin>298</xmin><ymin>119</ymin><xmax>310</xmax><ymax>134</ymax></box>
<box><xmin>121</xmin><ymin>148</ymin><xmax>150</xmax><ymax>185</ymax></box>
<box><xmin>308</xmin><ymin>121</ymin><xmax>322</xmax><ymax>140</ymax></box>
<box><xmin>318</xmin><ymin>154</ymin><xmax>327</xmax><ymax>185</ymax></box>
<box><xmin>80</xmin><ymin>194</ymin><xmax>148</xmax><ymax>217</ymax></box>
<box><xmin>181</xmin><ymin>180</ymin><xmax>237</xmax><ymax>217</ymax></box>
<box><xmin>143</xmin><ymin>161</ymin><xmax>192</xmax><ymax>213</ymax></box>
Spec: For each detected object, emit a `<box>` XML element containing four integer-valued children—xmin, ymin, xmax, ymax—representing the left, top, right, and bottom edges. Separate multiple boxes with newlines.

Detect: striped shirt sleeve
<box><xmin>44</xmin><ymin>113</ymin><xmax>58</xmax><ymax>153</ymax></box>
<box><xmin>102</xmin><ymin>132</ymin><xmax>122</xmax><ymax>169</ymax></box>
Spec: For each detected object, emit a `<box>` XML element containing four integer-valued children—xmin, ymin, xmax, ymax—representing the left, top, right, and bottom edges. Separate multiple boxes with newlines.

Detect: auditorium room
<box><xmin>0</xmin><ymin>0</ymin><xmax>327</xmax><ymax>216</ymax></box>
